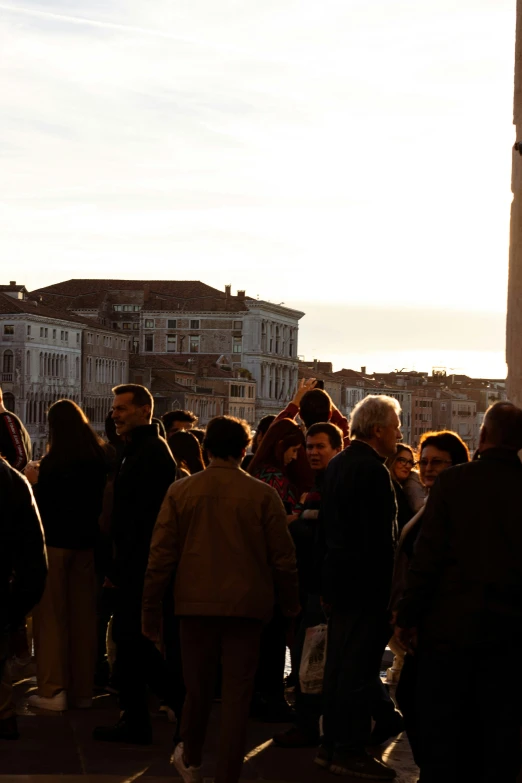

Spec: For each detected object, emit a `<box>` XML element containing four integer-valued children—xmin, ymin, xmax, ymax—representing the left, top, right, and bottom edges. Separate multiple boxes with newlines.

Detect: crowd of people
<box><xmin>1</xmin><ymin>379</ymin><xmax>522</xmax><ymax>782</ymax></box>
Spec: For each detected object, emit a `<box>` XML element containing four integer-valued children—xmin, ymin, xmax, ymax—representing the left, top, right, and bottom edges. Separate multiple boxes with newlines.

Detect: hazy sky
<box><xmin>0</xmin><ymin>1</ymin><xmax>516</xmax><ymax>374</ymax></box>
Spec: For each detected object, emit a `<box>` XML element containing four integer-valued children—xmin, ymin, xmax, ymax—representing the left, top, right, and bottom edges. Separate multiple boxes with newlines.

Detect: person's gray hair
<box><xmin>349</xmin><ymin>395</ymin><xmax>401</xmax><ymax>439</ymax></box>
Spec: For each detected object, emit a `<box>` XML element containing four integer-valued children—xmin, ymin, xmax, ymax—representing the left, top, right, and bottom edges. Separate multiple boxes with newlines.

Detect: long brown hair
<box><xmin>247</xmin><ymin>418</ymin><xmax>309</xmax><ymax>493</ymax></box>
<box><xmin>46</xmin><ymin>399</ymin><xmax>107</xmax><ymax>465</ymax></box>
<box><xmin>168</xmin><ymin>430</ymin><xmax>205</xmax><ymax>474</ymax></box>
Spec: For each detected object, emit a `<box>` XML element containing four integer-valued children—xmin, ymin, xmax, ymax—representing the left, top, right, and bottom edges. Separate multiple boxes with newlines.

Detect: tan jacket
<box><xmin>142</xmin><ymin>460</ymin><xmax>299</xmax><ymax>624</ymax></box>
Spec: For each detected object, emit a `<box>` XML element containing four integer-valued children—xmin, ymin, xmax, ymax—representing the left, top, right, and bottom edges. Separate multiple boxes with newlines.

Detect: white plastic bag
<box><xmin>299</xmin><ymin>623</ymin><xmax>328</xmax><ymax>695</ymax></box>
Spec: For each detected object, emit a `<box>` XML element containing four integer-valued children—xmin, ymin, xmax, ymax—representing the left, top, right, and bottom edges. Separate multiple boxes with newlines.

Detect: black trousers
<box><xmin>322</xmin><ymin>607</ymin><xmax>395</xmax><ymax>754</ymax></box>
<box><xmin>254</xmin><ymin>605</ymin><xmax>287</xmax><ymax>704</ymax></box>
<box><xmin>415</xmin><ymin>644</ymin><xmax>522</xmax><ymax>783</ymax></box>
<box><xmin>111</xmin><ymin>589</ymin><xmax>174</xmax><ymax>724</ymax></box>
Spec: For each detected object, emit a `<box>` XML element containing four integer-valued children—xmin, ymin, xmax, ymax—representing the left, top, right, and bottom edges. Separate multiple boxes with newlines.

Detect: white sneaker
<box><xmin>28</xmin><ymin>690</ymin><xmax>67</xmax><ymax>711</ymax></box>
<box><xmin>170</xmin><ymin>742</ymin><xmax>202</xmax><ymax>783</ymax></box>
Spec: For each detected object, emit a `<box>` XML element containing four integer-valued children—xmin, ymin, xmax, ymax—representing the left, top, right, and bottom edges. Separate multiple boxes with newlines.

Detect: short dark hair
<box><xmin>162</xmin><ymin>409</ymin><xmax>197</xmax><ymax>431</ymax></box>
<box><xmin>483</xmin><ymin>401</ymin><xmax>522</xmax><ymax>450</ymax></box>
<box><xmin>203</xmin><ymin>416</ymin><xmax>251</xmax><ymax>460</ymax></box>
<box><xmin>112</xmin><ymin>384</ymin><xmax>153</xmax><ymax>410</ymax></box>
<box><xmin>299</xmin><ymin>388</ymin><xmax>332</xmax><ymax>428</ymax></box>
<box><xmin>306</xmin><ymin>422</ymin><xmax>343</xmax><ymax>450</ymax></box>
<box><xmin>418</xmin><ymin>430</ymin><xmax>470</xmax><ymax>466</ymax></box>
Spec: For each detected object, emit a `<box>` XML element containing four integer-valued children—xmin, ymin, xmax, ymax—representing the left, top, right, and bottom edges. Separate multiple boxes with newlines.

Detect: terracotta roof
<box><xmin>31</xmin><ymin>279</ymin><xmax>247</xmax><ymax>313</ymax></box>
<box><xmin>129</xmin><ymin>354</ymin><xmax>195</xmax><ymax>373</ymax></box>
<box><xmin>0</xmin><ymin>292</ymin><xmax>93</xmax><ymax>326</ymax></box>
<box><xmin>332</xmin><ymin>368</ymin><xmax>365</xmax><ymax>379</ymax></box>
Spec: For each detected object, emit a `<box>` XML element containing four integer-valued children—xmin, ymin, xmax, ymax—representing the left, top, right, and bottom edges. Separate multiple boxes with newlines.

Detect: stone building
<box><xmin>431</xmin><ymin>394</ymin><xmax>478</xmax><ymax>452</ymax></box>
<box><xmin>31</xmin><ymin>279</ymin><xmax>304</xmax><ymax>420</ymax></box>
<box><xmin>0</xmin><ymin>285</ymin><xmax>129</xmax><ymax>455</ymax></box>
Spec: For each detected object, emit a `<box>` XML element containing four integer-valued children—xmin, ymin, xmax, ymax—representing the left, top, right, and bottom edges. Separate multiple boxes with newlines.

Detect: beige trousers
<box><xmin>33</xmin><ymin>547</ymin><xmax>97</xmax><ymax>701</ymax></box>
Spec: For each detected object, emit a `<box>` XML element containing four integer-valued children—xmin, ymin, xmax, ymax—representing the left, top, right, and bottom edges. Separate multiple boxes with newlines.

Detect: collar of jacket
<box><xmin>207</xmin><ymin>458</ymin><xmax>242</xmax><ymax>470</ymax></box>
<box><xmin>127</xmin><ymin>422</ymin><xmax>160</xmax><ymax>444</ymax></box>
<box><xmin>348</xmin><ymin>438</ymin><xmax>386</xmax><ymax>463</ymax></box>
<box><xmin>477</xmin><ymin>446</ymin><xmax>522</xmax><ymax>464</ymax></box>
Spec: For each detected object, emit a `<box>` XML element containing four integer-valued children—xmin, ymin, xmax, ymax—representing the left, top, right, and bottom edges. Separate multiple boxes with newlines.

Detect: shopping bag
<box><xmin>299</xmin><ymin>623</ymin><xmax>328</xmax><ymax>694</ymax></box>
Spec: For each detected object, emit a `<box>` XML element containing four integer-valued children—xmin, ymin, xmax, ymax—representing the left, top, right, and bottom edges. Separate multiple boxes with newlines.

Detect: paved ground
<box><xmin>1</xmin><ymin>673</ymin><xmax>419</xmax><ymax>783</ymax></box>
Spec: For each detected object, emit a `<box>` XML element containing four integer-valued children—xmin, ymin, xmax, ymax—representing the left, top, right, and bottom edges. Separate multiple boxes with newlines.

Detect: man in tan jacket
<box><xmin>142</xmin><ymin>415</ymin><xmax>299</xmax><ymax>783</ymax></box>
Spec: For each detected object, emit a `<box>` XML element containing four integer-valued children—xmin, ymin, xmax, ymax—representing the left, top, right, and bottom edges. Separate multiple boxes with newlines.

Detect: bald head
<box><xmin>480</xmin><ymin>401</ymin><xmax>522</xmax><ymax>452</ymax></box>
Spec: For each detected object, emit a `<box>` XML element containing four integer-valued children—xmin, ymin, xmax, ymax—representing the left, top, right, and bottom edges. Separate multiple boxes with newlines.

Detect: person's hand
<box><xmin>24</xmin><ymin>461</ymin><xmax>40</xmax><ymax>485</ymax></box>
<box><xmin>292</xmin><ymin>378</ymin><xmax>317</xmax><ymax>407</ymax></box>
<box><xmin>286</xmin><ymin>514</ymin><xmax>299</xmax><ymax>525</ymax></box>
<box><xmin>394</xmin><ymin>624</ymin><xmax>417</xmax><ymax>655</ymax></box>
<box><xmin>142</xmin><ymin>616</ymin><xmax>161</xmax><ymax>644</ymax></box>
<box><xmin>320</xmin><ymin>596</ymin><xmax>332</xmax><ymax>615</ymax></box>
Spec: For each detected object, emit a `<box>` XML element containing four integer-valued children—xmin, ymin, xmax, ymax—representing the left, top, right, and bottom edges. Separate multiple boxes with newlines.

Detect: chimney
<box><xmin>9</xmin><ymin>281</ymin><xmax>16</xmax><ymax>286</ymax></box>
<box><xmin>361</xmin><ymin>366</ymin><xmax>366</xmax><ymax>375</ymax></box>
<box><xmin>237</xmin><ymin>290</ymin><xmax>245</xmax><ymax>301</ymax></box>
<box><xmin>225</xmin><ymin>284</ymin><xmax>231</xmax><ymax>298</ymax></box>
<box><xmin>313</xmin><ymin>359</ymin><xmax>318</xmax><ymax>372</ymax></box>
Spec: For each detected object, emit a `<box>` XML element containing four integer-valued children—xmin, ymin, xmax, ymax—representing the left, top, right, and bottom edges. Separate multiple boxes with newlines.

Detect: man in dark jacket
<box><xmin>318</xmin><ymin>395</ymin><xmax>402</xmax><ymax>781</ymax></box>
<box><xmin>0</xmin><ymin>388</ymin><xmax>31</xmax><ymax>471</ymax></box>
<box><xmin>395</xmin><ymin>401</ymin><xmax>522</xmax><ymax>783</ymax></box>
<box><xmin>94</xmin><ymin>384</ymin><xmax>177</xmax><ymax>745</ymax></box>
<box><xmin>0</xmin><ymin>458</ymin><xmax>47</xmax><ymax>739</ymax></box>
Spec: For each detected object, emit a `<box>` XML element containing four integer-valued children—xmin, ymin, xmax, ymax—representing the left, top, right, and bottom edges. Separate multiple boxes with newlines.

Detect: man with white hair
<box><xmin>316</xmin><ymin>395</ymin><xmax>402</xmax><ymax>781</ymax></box>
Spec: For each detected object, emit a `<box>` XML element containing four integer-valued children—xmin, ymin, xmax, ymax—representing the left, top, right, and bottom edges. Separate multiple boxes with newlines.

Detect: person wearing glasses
<box><xmin>389</xmin><ymin>430</ymin><xmax>469</xmax><ymax>770</ymax></box>
<box><xmin>386</xmin><ymin>445</ymin><xmax>423</xmax><ymax>532</ymax></box>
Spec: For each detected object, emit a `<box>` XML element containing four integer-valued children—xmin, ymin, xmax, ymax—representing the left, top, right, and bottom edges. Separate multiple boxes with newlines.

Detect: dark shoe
<box><xmin>368</xmin><ymin>711</ymin><xmax>404</xmax><ymax>746</ymax></box>
<box><xmin>92</xmin><ymin>715</ymin><xmax>152</xmax><ymax>745</ymax></box>
<box><xmin>313</xmin><ymin>744</ymin><xmax>331</xmax><ymax>768</ymax></box>
<box><xmin>273</xmin><ymin>726</ymin><xmax>319</xmax><ymax>748</ymax></box>
<box><xmin>329</xmin><ymin>751</ymin><xmax>396</xmax><ymax>779</ymax></box>
<box><xmin>0</xmin><ymin>715</ymin><xmax>19</xmax><ymax>740</ymax></box>
<box><xmin>250</xmin><ymin>696</ymin><xmax>295</xmax><ymax>723</ymax></box>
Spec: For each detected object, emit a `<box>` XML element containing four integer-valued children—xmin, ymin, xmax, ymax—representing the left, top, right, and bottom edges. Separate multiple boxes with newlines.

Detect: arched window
<box><xmin>3</xmin><ymin>392</ymin><xmax>15</xmax><ymax>412</ymax></box>
<box><xmin>2</xmin><ymin>350</ymin><xmax>13</xmax><ymax>375</ymax></box>
<box><xmin>39</xmin><ymin>352</ymin><xmax>43</xmax><ymax>376</ymax></box>
<box><xmin>75</xmin><ymin>357</ymin><xmax>79</xmax><ymax>380</ymax></box>
<box><xmin>26</xmin><ymin>351</ymin><xmax>31</xmax><ymax>375</ymax></box>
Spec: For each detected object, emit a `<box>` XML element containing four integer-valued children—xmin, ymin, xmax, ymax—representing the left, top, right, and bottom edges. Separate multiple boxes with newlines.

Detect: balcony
<box><xmin>2</xmin><ymin>373</ymin><xmax>13</xmax><ymax>382</ymax></box>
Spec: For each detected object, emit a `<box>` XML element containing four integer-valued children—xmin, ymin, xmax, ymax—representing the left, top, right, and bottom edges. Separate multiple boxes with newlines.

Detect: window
<box><xmin>96</xmin><ymin>334</ymin><xmax>100</xmax><ymax>344</ymax></box>
<box><xmin>2</xmin><ymin>350</ymin><xmax>13</xmax><ymax>373</ymax></box>
<box><xmin>190</xmin><ymin>320</ymin><xmax>200</xmax><ymax>329</ymax></box>
<box><xmin>113</xmin><ymin>305</ymin><xmax>123</xmax><ymax>311</ymax></box>
<box><xmin>26</xmin><ymin>350</ymin><xmax>31</xmax><ymax>373</ymax></box>
<box><xmin>40</xmin><ymin>327</ymin><xmax>44</xmax><ymax>337</ymax></box>
<box><xmin>112</xmin><ymin>322</ymin><xmax>118</xmax><ymax>329</ymax></box>
<box><xmin>132</xmin><ymin>323</ymin><xmax>139</xmax><ymax>330</ymax></box>
<box><xmin>87</xmin><ymin>332</ymin><xmax>93</xmax><ymax>344</ymax></box>
<box><xmin>123</xmin><ymin>305</ymin><xmax>133</xmax><ymax>312</ymax></box>
<box><xmin>231</xmin><ymin>385</ymin><xmax>245</xmax><ymax>398</ymax></box>
<box><xmin>27</xmin><ymin>325</ymin><xmax>31</xmax><ymax>336</ymax></box>
<box><xmin>76</xmin><ymin>333</ymin><xmax>80</xmax><ymax>344</ymax></box>
<box><xmin>248</xmin><ymin>386</ymin><xmax>254</xmax><ymax>398</ymax></box>
<box><xmin>145</xmin><ymin>319</ymin><xmax>155</xmax><ymax>329</ymax></box>
<box><xmin>166</xmin><ymin>335</ymin><xmax>177</xmax><ymax>352</ymax></box>
<box><xmin>122</xmin><ymin>322</ymin><xmax>131</xmax><ymax>330</ymax></box>
<box><xmin>167</xmin><ymin>319</ymin><xmax>177</xmax><ymax>329</ymax></box>
<box><xmin>60</xmin><ymin>331</ymin><xmax>64</xmax><ymax>340</ymax></box>
<box><xmin>64</xmin><ymin>331</ymin><xmax>68</xmax><ymax>341</ymax></box>
<box><xmin>144</xmin><ymin>334</ymin><xmax>154</xmax><ymax>352</ymax></box>
<box><xmin>233</xmin><ymin>337</ymin><xmax>242</xmax><ymax>353</ymax></box>
<box><xmin>189</xmin><ymin>335</ymin><xmax>200</xmax><ymax>353</ymax></box>
<box><xmin>233</xmin><ymin>320</ymin><xmax>242</xmax><ymax>330</ymax></box>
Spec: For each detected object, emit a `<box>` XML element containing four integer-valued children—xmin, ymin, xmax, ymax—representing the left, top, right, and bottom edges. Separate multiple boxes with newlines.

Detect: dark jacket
<box><xmin>110</xmin><ymin>423</ymin><xmax>176</xmax><ymax>591</ymax></box>
<box><xmin>396</xmin><ymin>448</ymin><xmax>522</xmax><ymax>649</ymax></box>
<box><xmin>34</xmin><ymin>456</ymin><xmax>108</xmax><ymax>550</ymax></box>
<box><xmin>0</xmin><ymin>411</ymin><xmax>31</xmax><ymax>471</ymax></box>
<box><xmin>321</xmin><ymin>440</ymin><xmax>397</xmax><ymax>610</ymax></box>
<box><xmin>289</xmin><ymin>470</ymin><xmax>326</xmax><ymax>599</ymax></box>
<box><xmin>0</xmin><ymin>459</ymin><xmax>47</xmax><ymax>634</ymax></box>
